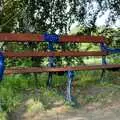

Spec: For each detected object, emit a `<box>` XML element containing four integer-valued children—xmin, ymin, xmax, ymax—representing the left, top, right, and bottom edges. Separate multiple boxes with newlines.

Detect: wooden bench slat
<box><xmin>0</xmin><ymin>33</ymin><xmax>43</xmax><ymax>42</ymax></box>
<box><xmin>60</xmin><ymin>35</ymin><xmax>105</xmax><ymax>43</ymax></box>
<box><xmin>3</xmin><ymin>51</ymin><xmax>107</xmax><ymax>57</ymax></box>
<box><xmin>0</xmin><ymin>33</ymin><xmax>105</xmax><ymax>43</ymax></box>
<box><xmin>5</xmin><ymin>64</ymin><xmax>120</xmax><ymax>74</ymax></box>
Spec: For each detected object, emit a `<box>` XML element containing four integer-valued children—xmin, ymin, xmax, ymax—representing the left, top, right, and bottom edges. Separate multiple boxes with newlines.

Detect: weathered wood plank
<box><xmin>0</xmin><ymin>33</ymin><xmax>105</xmax><ymax>43</ymax></box>
<box><xmin>3</xmin><ymin>51</ymin><xmax>108</xmax><ymax>57</ymax></box>
<box><xmin>60</xmin><ymin>35</ymin><xmax>105</xmax><ymax>43</ymax></box>
<box><xmin>5</xmin><ymin>64</ymin><xmax>120</xmax><ymax>74</ymax></box>
<box><xmin>0</xmin><ymin>33</ymin><xmax>43</xmax><ymax>42</ymax></box>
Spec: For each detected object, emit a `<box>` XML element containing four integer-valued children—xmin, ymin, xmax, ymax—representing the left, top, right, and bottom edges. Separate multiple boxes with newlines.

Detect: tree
<box><xmin>1</xmin><ymin>0</ymin><xmax>120</xmax><ymax>33</ymax></box>
<box><xmin>0</xmin><ymin>0</ymin><xmax>24</xmax><ymax>32</ymax></box>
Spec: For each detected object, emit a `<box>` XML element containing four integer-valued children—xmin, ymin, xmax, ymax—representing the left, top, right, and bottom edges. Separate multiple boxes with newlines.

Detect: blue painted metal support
<box><xmin>100</xmin><ymin>42</ymin><xmax>120</xmax><ymax>82</ymax></box>
<box><xmin>100</xmin><ymin>43</ymin><xmax>120</xmax><ymax>64</ymax></box>
<box><xmin>44</xmin><ymin>33</ymin><xmax>59</xmax><ymax>43</ymax></box>
<box><xmin>0</xmin><ymin>52</ymin><xmax>5</xmax><ymax>81</ymax></box>
<box><xmin>47</xmin><ymin>42</ymin><xmax>56</xmax><ymax>88</ymax></box>
<box><xmin>100</xmin><ymin>43</ymin><xmax>107</xmax><ymax>82</ymax></box>
<box><xmin>100</xmin><ymin>43</ymin><xmax>107</xmax><ymax>64</ymax></box>
<box><xmin>44</xmin><ymin>33</ymin><xmax>59</xmax><ymax>88</ymax></box>
<box><xmin>100</xmin><ymin>43</ymin><xmax>120</xmax><ymax>54</ymax></box>
<box><xmin>66</xmin><ymin>70</ymin><xmax>74</xmax><ymax>102</ymax></box>
<box><xmin>47</xmin><ymin>72</ymin><xmax>53</xmax><ymax>88</ymax></box>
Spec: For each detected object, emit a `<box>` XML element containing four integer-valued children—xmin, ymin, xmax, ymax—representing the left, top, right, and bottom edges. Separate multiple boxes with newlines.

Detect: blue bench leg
<box><xmin>0</xmin><ymin>53</ymin><xmax>5</xmax><ymax>82</ymax></box>
<box><xmin>46</xmin><ymin>72</ymin><xmax>53</xmax><ymax>88</ymax></box>
<box><xmin>66</xmin><ymin>77</ymin><xmax>72</xmax><ymax>102</ymax></box>
<box><xmin>66</xmin><ymin>71</ymin><xmax>74</xmax><ymax>102</ymax></box>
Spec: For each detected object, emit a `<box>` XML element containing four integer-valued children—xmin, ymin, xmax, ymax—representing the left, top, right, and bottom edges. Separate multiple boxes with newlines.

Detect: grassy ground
<box><xmin>0</xmin><ymin>70</ymin><xmax>120</xmax><ymax>120</ymax></box>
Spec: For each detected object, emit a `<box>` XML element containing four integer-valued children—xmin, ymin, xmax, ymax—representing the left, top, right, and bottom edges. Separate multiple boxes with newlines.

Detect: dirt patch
<box><xmin>8</xmin><ymin>85</ymin><xmax>120</xmax><ymax>120</ymax></box>
<box><xmin>9</xmin><ymin>100</ymin><xmax>120</xmax><ymax>120</ymax></box>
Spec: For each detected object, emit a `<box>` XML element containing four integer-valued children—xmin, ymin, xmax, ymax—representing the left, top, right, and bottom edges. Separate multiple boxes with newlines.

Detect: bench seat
<box><xmin>5</xmin><ymin>64</ymin><xmax>120</xmax><ymax>74</ymax></box>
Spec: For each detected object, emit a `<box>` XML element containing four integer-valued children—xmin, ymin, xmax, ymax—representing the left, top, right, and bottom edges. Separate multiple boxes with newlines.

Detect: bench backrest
<box><xmin>0</xmin><ymin>33</ymin><xmax>111</xmax><ymax>74</ymax></box>
<box><xmin>0</xmin><ymin>33</ymin><xmax>107</xmax><ymax>58</ymax></box>
<box><xmin>0</xmin><ymin>33</ymin><xmax>105</xmax><ymax>43</ymax></box>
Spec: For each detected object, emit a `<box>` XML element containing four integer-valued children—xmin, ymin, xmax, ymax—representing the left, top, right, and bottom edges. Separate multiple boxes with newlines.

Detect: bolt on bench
<box><xmin>0</xmin><ymin>33</ymin><xmax>120</xmax><ymax>102</ymax></box>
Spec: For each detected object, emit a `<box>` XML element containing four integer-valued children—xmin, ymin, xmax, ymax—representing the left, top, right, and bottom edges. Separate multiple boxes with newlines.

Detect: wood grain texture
<box><xmin>3</xmin><ymin>51</ymin><xmax>108</xmax><ymax>57</ymax></box>
<box><xmin>0</xmin><ymin>33</ymin><xmax>105</xmax><ymax>43</ymax></box>
<box><xmin>5</xmin><ymin>64</ymin><xmax>120</xmax><ymax>74</ymax></box>
<box><xmin>0</xmin><ymin>33</ymin><xmax>43</xmax><ymax>42</ymax></box>
<box><xmin>60</xmin><ymin>35</ymin><xmax>105</xmax><ymax>43</ymax></box>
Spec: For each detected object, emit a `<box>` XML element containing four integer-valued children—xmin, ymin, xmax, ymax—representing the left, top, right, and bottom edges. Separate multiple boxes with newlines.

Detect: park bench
<box><xmin>0</xmin><ymin>33</ymin><xmax>120</xmax><ymax>102</ymax></box>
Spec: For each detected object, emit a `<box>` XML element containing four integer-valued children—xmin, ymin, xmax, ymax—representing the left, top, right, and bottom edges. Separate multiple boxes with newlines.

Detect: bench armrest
<box><xmin>100</xmin><ymin>43</ymin><xmax>120</xmax><ymax>54</ymax></box>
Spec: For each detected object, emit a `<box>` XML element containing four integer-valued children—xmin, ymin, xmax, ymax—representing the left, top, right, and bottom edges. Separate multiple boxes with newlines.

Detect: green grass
<box><xmin>0</xmin><ymin>70</ymin><xmax>120</xmax><ymax>119</ymax></box>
